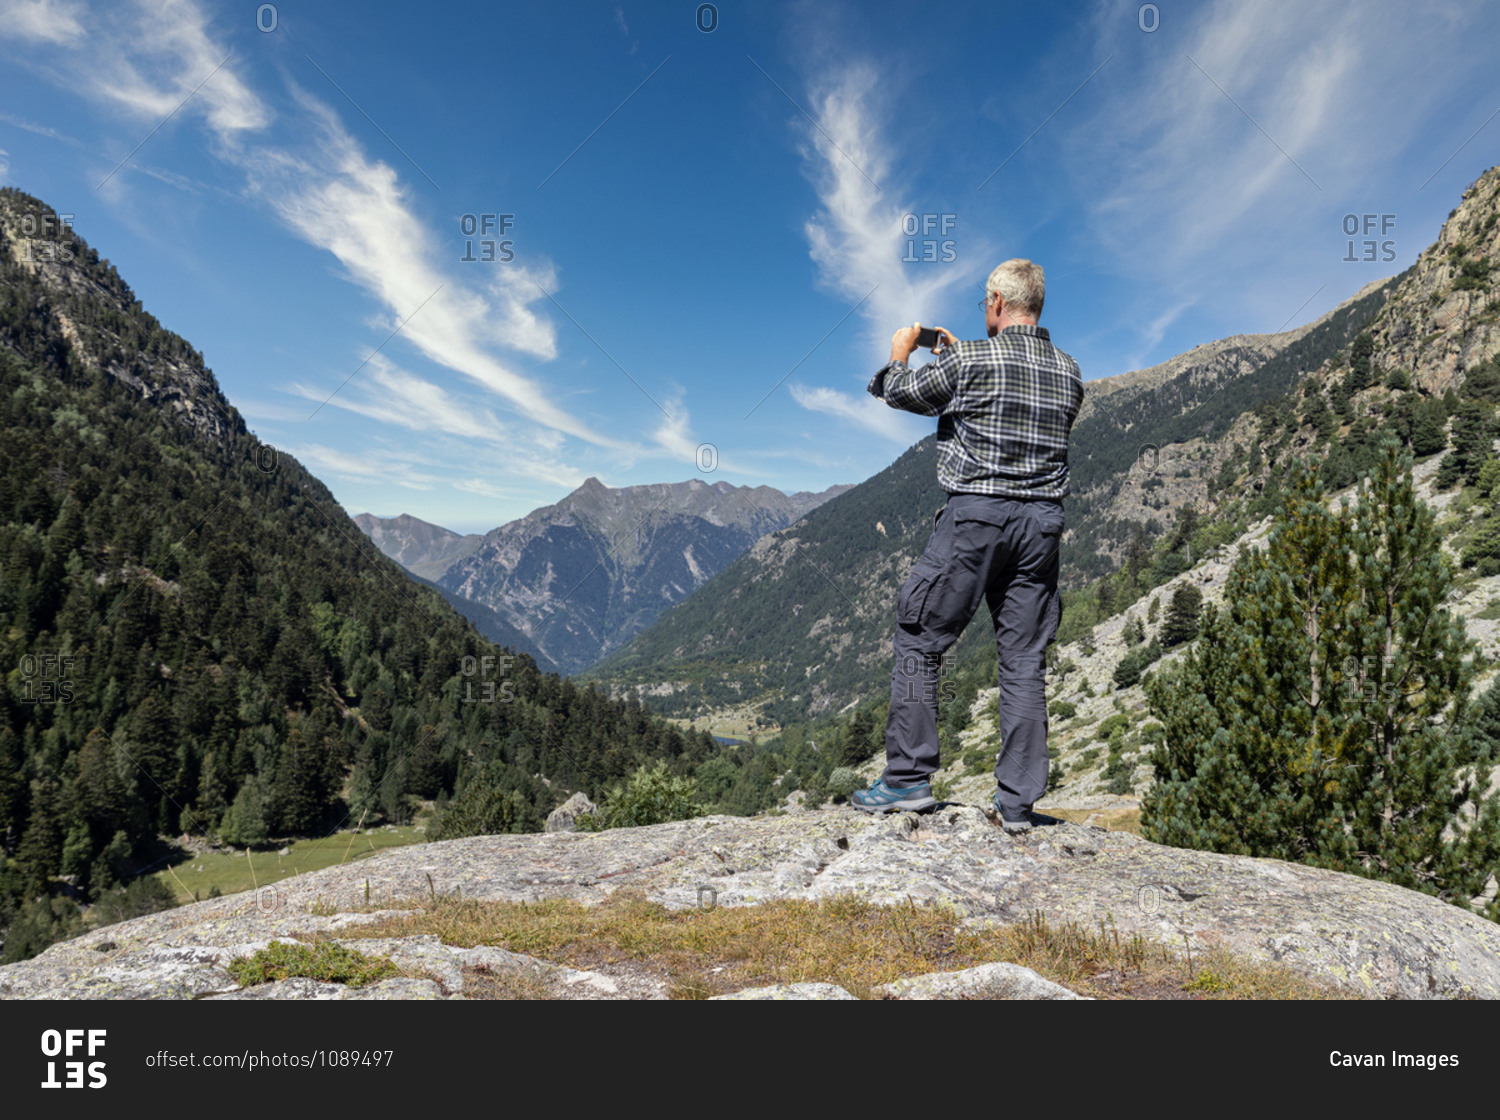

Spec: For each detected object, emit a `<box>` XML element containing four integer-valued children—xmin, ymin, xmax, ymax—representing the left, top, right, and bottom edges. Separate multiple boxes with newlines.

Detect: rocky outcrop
<box><xmin>544</xmin><ymin>791</ymin><xmax>597</xmax><ymax>833</ymax></box>
<box><xmin>0</xmin><ymin>190</ymin><xmax>242</xmax><ymax>446</ymax></box>
<box><xmin>4</xmin><ymin>804</ymin><xmax>1498</xmax><ymax>1000</ymax></box>
<box><xmin>878</xmin><ymin>961</ymin><xmax>1089</xmax><ymax>1000</ymax></box>
<box><xmin>1369</xmin><ymin>165</ymin><xmax>1500</xmax><ymax>396</ymax></box>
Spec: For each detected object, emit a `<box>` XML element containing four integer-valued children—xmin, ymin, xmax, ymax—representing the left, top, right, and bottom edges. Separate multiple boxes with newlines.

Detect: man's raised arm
<box><xmin>868</xmin><ymin>324</ymin><xmax>960</xmax><ymax>416</ymax></box>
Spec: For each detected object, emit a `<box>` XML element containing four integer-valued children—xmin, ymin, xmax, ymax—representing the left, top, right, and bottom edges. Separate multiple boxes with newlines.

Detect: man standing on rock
<box><xmin>852</xmin><ymin>260</ymin><xmax>1083</xmax><ymax>832</ymax></box>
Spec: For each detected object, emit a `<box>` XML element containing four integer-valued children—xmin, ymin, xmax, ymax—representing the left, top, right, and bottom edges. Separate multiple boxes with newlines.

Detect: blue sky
<box><xmin>2</xmin><ymin>0</ymin><xmax>1497</xmax><ymax>533</ymax></box>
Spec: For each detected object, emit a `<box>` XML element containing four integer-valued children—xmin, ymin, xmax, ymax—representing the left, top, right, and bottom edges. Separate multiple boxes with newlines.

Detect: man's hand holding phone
<box><xmin>890</xmin><ymin>323</ymin><xmax>957</xmax><ymax>365</ymax></box>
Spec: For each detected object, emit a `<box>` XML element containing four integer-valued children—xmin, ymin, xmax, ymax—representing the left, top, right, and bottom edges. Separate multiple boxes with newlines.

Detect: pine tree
<box><xmin>1411</xmin><ymin>400</ymin><xmax>1448</xmax><ymax>456</ymax></box>
<box><xmin>1095</xmin><ymin>578</ymin><xmax>1116</xmax><ymax>616</ymax></box>
<box><xmin>1142</xmin><ymin>443</ymin><xmax>1500</xmax><ymax>910</ymax></box>
<box><xmin>1435</xmin><ymin>400</ymin><xmax>1495</xmax><ymax>489</ymax></box>
<box><xmin>843</xmin><ymin>709</ymin><xmax>877</xmax><ymax>767</ymax></box>
<box><xmin>219</xmin><ymin>778</ymin><xmax>269</xmax><ymax>848</ymax></box>
<box><xmin>1160</xmin><ymin>584</ymin><xmax>1204</xmax><ymax>647</ymax></box>
<box><xmin>1347</xmin><ymin>332</ymin><xmax>1374</xmax><ymax>391</ymax></box>
<box><xmin>427</xmin><ymin>762</ymin><xmax>523</xmax><ymax>840</ymax></box>
<box><xmin>1123</xmin><ymin>526</ymin><xmax>1149</xmax><ymax>591</ymax></box>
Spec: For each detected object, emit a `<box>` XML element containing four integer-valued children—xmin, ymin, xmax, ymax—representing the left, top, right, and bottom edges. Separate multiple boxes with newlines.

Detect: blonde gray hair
<box><xmin>985</xmin><ymin>259</ymin><xmax>1045</xmax><ymax>319</ymax></box>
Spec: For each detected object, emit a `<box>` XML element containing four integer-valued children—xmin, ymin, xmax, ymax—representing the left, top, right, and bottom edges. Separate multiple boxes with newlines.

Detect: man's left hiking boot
<box><xmin>851</xmin><ymin>778</ymin><xmax>936</xmax><ymax>813</ymax></box>
<box><xmin>992</xmin><ymin>790</ymin><xmax>1034</xmax><ymax>833</ymax></box>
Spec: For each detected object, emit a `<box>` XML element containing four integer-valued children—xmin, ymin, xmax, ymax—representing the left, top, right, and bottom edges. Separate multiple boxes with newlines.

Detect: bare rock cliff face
<box><xmin>1371</xmin><ymin>166</ymin><xmax>1500</xmax><ymax>395</ymax></box>
<box><xmin>3</xmin><ymin>805</ymin><xmax>1497</xmax><ymax>1000</ymax></box>
<box><xmin>0</xmin><ymin>191</ymin><xmax>241</xmax><ymax>446</ymax></box>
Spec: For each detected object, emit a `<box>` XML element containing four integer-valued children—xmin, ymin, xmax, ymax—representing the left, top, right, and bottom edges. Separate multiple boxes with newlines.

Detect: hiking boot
<box><xmin>993</xmin><ymin>790</ymin><xmax>1034</xmax><ymax>833</ymax></box>
<box><xmin>851</xmin><ymin>778</ymin><xmax>936</xmax><ymax>814</ymax></box>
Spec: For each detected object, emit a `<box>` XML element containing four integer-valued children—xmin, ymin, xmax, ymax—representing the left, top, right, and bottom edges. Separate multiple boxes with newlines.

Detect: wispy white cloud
<box><xmin>644</xmin><ymin>392</ymin><xmax>751</xmax><ymax>477</ymax></box>
<box><xmin>1069</xmin><ymin>0</ymin><xmax>1495</xmax><ymax>350</ymax></box>
<box><xmin>285</xmin><ymin>354</ymin><xmax>509</xmax><ymax>442</ymax></box>
<box><xmin>6</xmin><ymin>0</ymin><xmax>639</xmax><ymax>460</ymax></box>
<box><xmin>788</xmin><ymin>60</ymin><xmax>990</xmax><ymax>439</ymax></box>
<box><xmin>0</xmin><ymin>111</ymin><xmax>79</xmax><ymax>143</ymax></box>
<box><xmin>237</xmin><ymin>84</ymin><xmax>630</xmax><ymax>450</ymax></box>
<box><xmin>0</xmin><ymin>0</ymin><xmax>84</xmax><ymax>44</ymax></box>
<box><xmin>789</xmin><ymin>383</ymin><xmax>928</xmax><ymax>444</ymax></box>
<box><xmin>798</xmin><ymin>63</ymin><xmax>986</xmax><ymax>361</ymax></box>
<box><xmin>288</xmin><ymin>443</ymin><xmax>441</xmax><ymax>489</ymax></box>
<box><xmin>282</xmin><ymin>355</ymin><xmax>598</xmax><ymax>489</ymax></box>
<box><xmin>1125</xmin><ymin>297</ymin><xmax>1198</xmax><ymax>370</ymax></box>
<box><xmin>54</xmin><ymin>0</ymin><xmax>270</xmax><ymax>141</ymax></box>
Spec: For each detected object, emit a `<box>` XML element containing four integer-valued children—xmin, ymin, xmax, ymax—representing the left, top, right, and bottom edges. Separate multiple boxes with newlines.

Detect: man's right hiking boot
<box><xmin>851</xmin><ymin>778</ymin><xmax>936</xmax><ymax>814</ymax></box>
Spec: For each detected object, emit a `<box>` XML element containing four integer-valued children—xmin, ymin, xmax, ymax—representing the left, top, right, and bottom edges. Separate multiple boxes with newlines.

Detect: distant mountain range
<box><xmin>355</xmin><ymin>478</ymin><xmax>851</xmax><ymax>675</ymax></box>
<box><xmin>351</xmin><ymin>513</ymin><xmax>486</xmax><ymax>582</ymax></box>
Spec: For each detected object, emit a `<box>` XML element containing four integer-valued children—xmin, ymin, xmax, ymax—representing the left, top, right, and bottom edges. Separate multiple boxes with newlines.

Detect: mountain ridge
<box><xmin>359</xmin><ymin>477</ymin><xmax>853</xmax><ymax>676</ymax></box>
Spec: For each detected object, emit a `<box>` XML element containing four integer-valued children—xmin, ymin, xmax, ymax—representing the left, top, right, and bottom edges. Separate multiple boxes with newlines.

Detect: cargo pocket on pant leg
<box><xmin>897</xmin><ymin>559</ymin><xmax>943</xmax><ymax>631</ymax></box>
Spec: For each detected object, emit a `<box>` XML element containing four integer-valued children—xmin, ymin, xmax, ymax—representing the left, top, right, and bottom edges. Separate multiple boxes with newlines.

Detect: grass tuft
<box><xmin>227</xmin><ymin>940</ymin><xmax>400</xmax><ymax>989</ymax></box>
<box><xmin>337</xmin><ymin>892</ymin><xmax>1354</xmax><ymax>1000</ymax></box>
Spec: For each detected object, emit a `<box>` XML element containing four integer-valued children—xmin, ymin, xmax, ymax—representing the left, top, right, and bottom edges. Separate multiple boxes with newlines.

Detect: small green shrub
<box><xmin>227</xmin><ymin>941</ymin><xmax>399</xmax><ymax>989</ymax></box>
<box><xmin>577</xmin><ymin>761</ymin><xmax>705</xmax><ymax>831</ymax></box>
<box><xmin>826</xmin><ymin>768</ymin><xmax>863</xmax><ymax>798</ymax></box>
<box><xmin>1095</xmin><ymin>714</ymin><xmax>1131</xmax><ymax>742</ymax></box>
<box><xmin>1102</xmin><ymin>753</ymin><xmax>1136</xmax><ymax>795</ymax></box>
<box><xmin>961</xmin><ymin>746</ymin><xmax>995</xmax><ymax>774</ymax></box>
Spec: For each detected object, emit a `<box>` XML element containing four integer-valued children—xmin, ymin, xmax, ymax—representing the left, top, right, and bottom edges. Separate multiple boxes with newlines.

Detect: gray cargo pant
<box><xmin>882</xmin><ymin>493</ymin><xmax>1063</xmax><ymax>819</ymax></box>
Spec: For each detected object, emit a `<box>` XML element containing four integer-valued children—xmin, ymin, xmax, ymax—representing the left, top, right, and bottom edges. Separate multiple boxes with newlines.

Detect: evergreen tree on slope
<box><xmin>1142</xmin><ymin>441</ymin><xmax>1500</xmax><ymax>912</ymax></box>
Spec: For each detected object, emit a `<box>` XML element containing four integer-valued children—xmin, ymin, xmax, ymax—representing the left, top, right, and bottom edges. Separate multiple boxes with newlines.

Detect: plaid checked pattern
<box><xmin>868</xmin><ymin>325</ymin><xmax>1084</xmax><ymax>499</ymax></box>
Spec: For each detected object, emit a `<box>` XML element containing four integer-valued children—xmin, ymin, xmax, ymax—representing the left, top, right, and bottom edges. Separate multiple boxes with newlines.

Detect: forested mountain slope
<box><xmin>0</xmin><ymin>189</ymin><xmax>719</xmax><ymax>953</ymax></box>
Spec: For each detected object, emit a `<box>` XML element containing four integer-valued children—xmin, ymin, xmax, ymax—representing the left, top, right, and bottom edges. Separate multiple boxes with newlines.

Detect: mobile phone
<box><xmin>915</xmin><ymin>326</ymin><xmax>943</xmax><ymax>349</ymax></box>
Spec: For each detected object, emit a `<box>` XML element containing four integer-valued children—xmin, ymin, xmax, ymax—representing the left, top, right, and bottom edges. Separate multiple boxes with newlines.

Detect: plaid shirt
<box><xmin>867</xmin><ymin>324</ymin><xmax>1083</xmax><ymax>500</ymax></box>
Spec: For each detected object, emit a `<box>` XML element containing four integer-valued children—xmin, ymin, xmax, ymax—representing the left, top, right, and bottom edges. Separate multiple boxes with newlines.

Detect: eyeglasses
<box><xmin>978</xmin><ymin>293</ymin><xmax>995</xmax><ymax>312</ymax></box>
